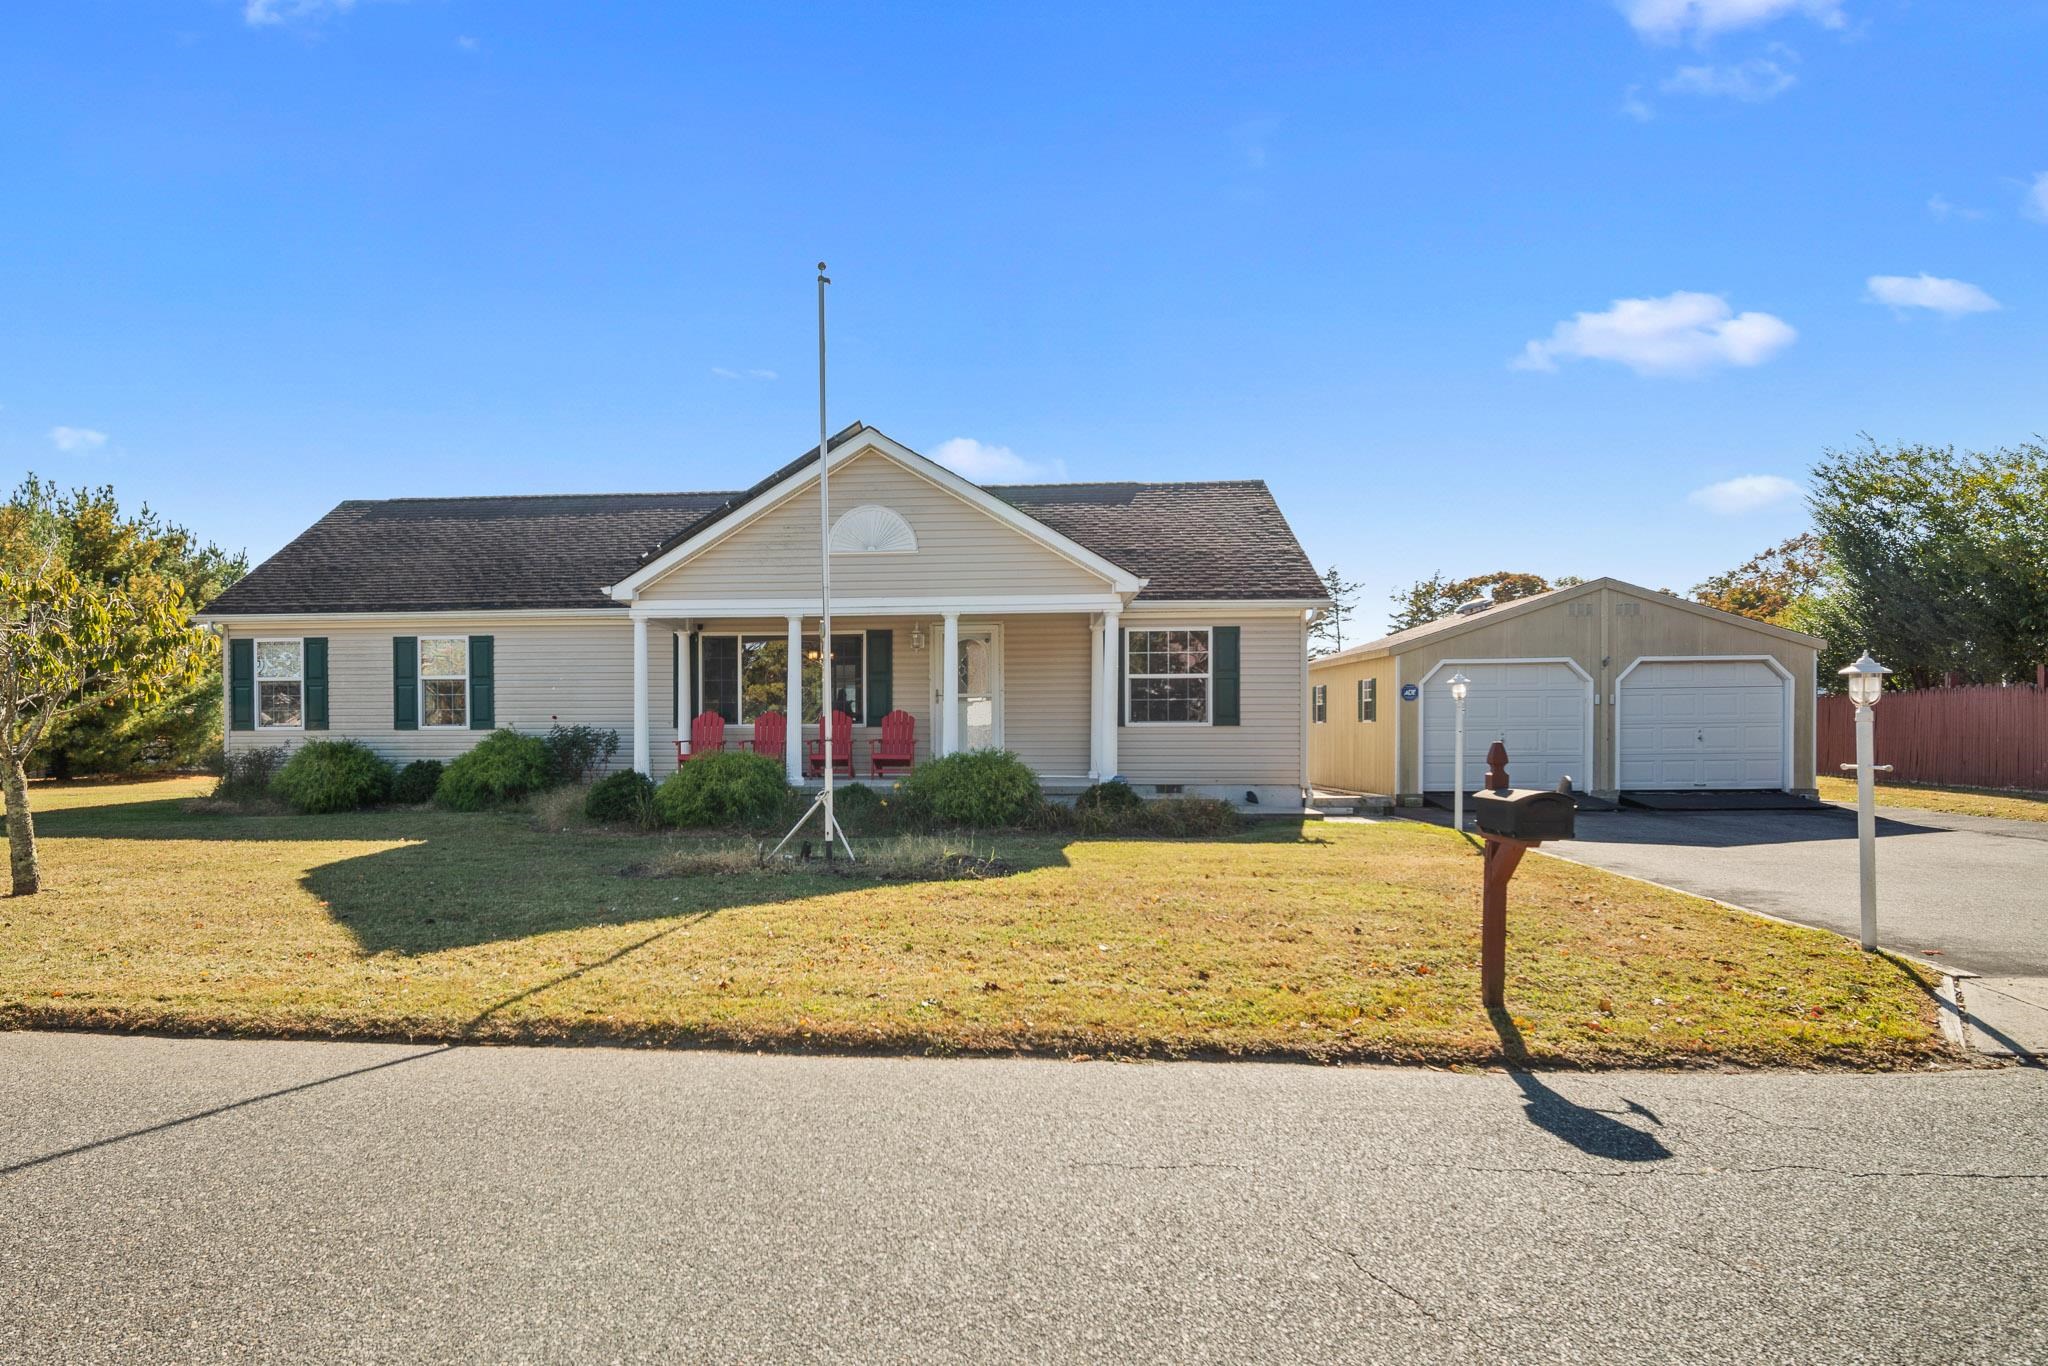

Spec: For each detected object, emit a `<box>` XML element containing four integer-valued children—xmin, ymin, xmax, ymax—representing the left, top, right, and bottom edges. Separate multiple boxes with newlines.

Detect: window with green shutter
<box><xmin>303</xmin><ymin>637</ymin><xmax>329</xmax><ymax>730</ymax></box>
<box><xmin>468</xmin><ymin>635</ymin><xmax>494</xmax><ymax>729</ymax></box>
<box><xmin>228</xmin><ymin>638</ymin><xmax>254</xmax><ymax>732</ymax></box>
<box><xmin>393</xmin><ymin>636</ymin><xmax>418</xmax><ymax>730</ymax></box>
<box><xmin>1358</xmin><ymin>677</ymin><xmax>1376</xmax><ymax>723</ymax></box>
<box><xmin>865</xmin><ymin>629</ymin><xmax>893</xmax><ymax>724</ymax></box>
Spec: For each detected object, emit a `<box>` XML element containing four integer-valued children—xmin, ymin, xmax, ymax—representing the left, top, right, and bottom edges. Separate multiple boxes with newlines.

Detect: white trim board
<box><xmin>1413</xmin><ymin>657</ymin><xmax>1595</xmax><ymax>795</ymax></box>
<box><xmin>630</xmin><ymin>593</ymin><xmax>1127</xmax><ymax>618</ymax></box>
<box><xmin>607</xmin><ymin>429</ymin><xmax>1148</xmax><ymax>600</ymax></box>
<box><xmin>1612</xmin><ymin>654</ymin><xmax>1794</xmax><ymax>793</ymax></box>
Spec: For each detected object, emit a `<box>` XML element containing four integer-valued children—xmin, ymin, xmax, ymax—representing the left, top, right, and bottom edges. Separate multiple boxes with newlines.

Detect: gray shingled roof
<box><xmin>203</xmin><ymin>434</ymin><xmax>1327</xmax><ymax>615</ymax></box>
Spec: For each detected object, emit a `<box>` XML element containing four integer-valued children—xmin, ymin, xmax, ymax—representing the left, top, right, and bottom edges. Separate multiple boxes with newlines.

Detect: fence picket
<box><xmin>1817</xmin><ymin>685</ymin><xmax>2048</xmax><ymax>793</ymax></box>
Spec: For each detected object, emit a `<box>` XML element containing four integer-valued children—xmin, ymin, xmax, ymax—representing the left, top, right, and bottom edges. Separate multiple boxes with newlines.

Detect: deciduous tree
<box><xmin>1388</xmin><ymin>571</ymin><xmax>1581</xmax><ymax>633</ymax></box>
<box><xmin>1691</xmin><ymin>533</ymin><xmax>1826</xmax><ymax>627</ymax></box>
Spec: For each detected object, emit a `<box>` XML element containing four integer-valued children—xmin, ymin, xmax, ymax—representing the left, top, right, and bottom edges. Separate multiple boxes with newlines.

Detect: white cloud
<box><xmin>2024</xmin><ymin>171</ymin><xmax>2048</xmax><ymax>225</ymax></box>
<box><xmin>929</xmin><ymin>438</ymin><xmax>1067</xmax><ymax>484</ymax></box>
<box><xmin>1513</xmin><ymin>291</ymin><xmax>1796</xmax><ymax>377</ymax></box>
<box><xmin>710</xmin><ymin>366</ymin><xmax>777</xmax><ymax>381</ymax></box>
<box><xmin>1926</xmin><ymin>194</ymin><xmax>1983</xmax><ymax>222</ymax></box>
<box><xmin>1688</xmin><ymin>474</ymin><xmax>1802</xmax><ymax>514</ymax></box>
<box><xmin>455</xmin><ymin>34</ymin><xmax>479</xmax><ymax>53</ymax></box>
<box><xmin>244</xmin><ymin>0</ymin><xmax>358</xmax><ymax>25</ymax></box>
<box><xmin>1620</xmin><ymin>0</ymin><xmax>1844</xmax><ymax>42</ymax></box>
<box><xmin>1660</xmin><ymin>56</ymin><xmax>1797</xmax><ymax>100</ymax></box>
<box><xmin>49</xmin><ymin>426</ymin><xmax>108</xmax><ymax>453</ymax></box>
<box><xmin>1621</xmin><ymin>85</ymin><xmax>1656</xmax><ymax>121</ymax></box>
<box><xmin>1866</xmin><ymin>273</ymin><xmax>2000</xmax><ymax>316</ymax></box>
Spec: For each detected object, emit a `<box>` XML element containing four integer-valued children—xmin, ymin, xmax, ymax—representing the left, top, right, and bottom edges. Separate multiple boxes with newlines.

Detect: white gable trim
<box><xmin>606</xmin><ymin>428</ymin><xmax>1148</xmax><ymax>600</ymax></box>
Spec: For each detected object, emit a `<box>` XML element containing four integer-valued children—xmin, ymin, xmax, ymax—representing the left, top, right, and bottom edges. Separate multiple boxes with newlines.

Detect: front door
<box><xmin>933</xmin><ymin>626</ymin><xmax>1001</xmax><ymax>750</ymax></box>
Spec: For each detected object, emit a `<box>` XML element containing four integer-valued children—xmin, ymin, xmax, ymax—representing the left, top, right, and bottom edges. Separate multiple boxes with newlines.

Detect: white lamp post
<box><xmin>1839</xmin><ymin>651</ymin><xmax>1893</xmax><ymax>951</ymax></box>
<box><xmin>1449</xmin><ymin>673</ymin><xmax>1471</xmax><ymax>835</ymax></box>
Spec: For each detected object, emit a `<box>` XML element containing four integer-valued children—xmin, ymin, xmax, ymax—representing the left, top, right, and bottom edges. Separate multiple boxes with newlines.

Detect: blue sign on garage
<box><xmin>1400</xmin><ymin>683</ymin><xmax>1420</xmax><ymax>701</ymax></box>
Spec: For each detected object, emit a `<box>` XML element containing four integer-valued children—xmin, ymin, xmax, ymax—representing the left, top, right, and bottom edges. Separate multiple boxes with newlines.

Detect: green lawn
<box><xmin>0</xmin><ymin>777</ymin><xmax>1951</xmax><ymax>1068</ymax></box>
<box><xmin>1817</xmin><ymin>775</ymin><xmax>2048</xmax><ymax>824</ymax></box>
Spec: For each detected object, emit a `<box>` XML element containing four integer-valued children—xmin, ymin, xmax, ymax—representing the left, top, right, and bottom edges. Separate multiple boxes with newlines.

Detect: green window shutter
<box><xmin>865</xmin><ymin>629</ymin><xmax>893</xmax><ymax>724</ymax></box>
<box><xmin>393</xmin><ymin>637</ymin><xmax>418</xmax><ymax>730</ymax></box>
<box><xmin>228</xmin><ymin>638</ymin><xmax>254</xmax><ymax>732</ymax></box>
<box><xmin>303</xmin><ymin>637</ymin><xmax>329</xmax><ymax>730</ymax></box>
<box><xmin>1116</xmin><ymin>628</ymin><xmax>1125</xmax><ymax>727</ymax></box>
<box><xmin>468</xmin><ymin>635</ymin><xmax>495</xmax><ymax>730</ymax></box>
<box><xmin>1212</xmin><ymin>626</ymin><xmax>1240</xmax><ymax>726</ymax></box>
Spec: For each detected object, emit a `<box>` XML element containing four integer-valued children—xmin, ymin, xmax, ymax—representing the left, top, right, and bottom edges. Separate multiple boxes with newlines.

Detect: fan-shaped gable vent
<box><xmin>829</xmin><ymin>504</ymin><xmax>918</xmax><ymax>554</ymax></box>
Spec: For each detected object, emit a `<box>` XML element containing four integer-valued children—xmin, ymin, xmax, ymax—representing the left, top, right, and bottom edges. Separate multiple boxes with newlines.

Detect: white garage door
<box><xmin>1618</xmin><ymin>660</ymin><xmax>1786</xmax><ymax>790</ymax></box>
<box><xmin>1421</xmin><ymin>662</ymin><xmax>1589</xmax><ymax>793</ymax></box>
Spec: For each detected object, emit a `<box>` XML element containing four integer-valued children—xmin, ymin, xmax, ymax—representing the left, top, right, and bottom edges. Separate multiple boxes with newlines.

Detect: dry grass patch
<box><xmin>0</xmin><ymin>779</ymin><xmax>1950</xmax><ymax>1068</ymax></box>
<box><xmin>1817</xmin><ymin>775</ymin><xmax>2048</xmax><ymax>824</ymax></box>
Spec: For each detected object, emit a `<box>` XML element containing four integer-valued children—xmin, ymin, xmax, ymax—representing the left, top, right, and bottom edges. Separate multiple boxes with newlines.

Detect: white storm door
<box><xmin>932</xmin><ymin>626</ymin><xmax>1002</xmax><ymax>751</ymax></box>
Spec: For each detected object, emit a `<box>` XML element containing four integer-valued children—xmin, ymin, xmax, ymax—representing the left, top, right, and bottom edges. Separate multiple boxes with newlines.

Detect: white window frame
<box><xmin>418</xmin><ymin>636</ymin><xmax>471</xmax><ymax>730</ymax></box>
<box><xmin>1359</xmin><ymin>677</ymin><xmax>1376</xmax><ymax>723</ymax></box>
<box><xmin>1312</xmin><ymin>684</ymin><xmax>1327</xmax><ymax>724</ymax></box>
<box><xmin>253</xmin><ymin>637</ymin><xmax>305</xmax><ymax>731</ymax></box>
<box><xmin>697</xmin><ymin>632</ymin><xmax>867</xmax><ymax>726</ymax></box>
<box><xmin>1123</xmin><ymin>625</ymin><xmax>1214</xmax><ymax>727</ymax></box>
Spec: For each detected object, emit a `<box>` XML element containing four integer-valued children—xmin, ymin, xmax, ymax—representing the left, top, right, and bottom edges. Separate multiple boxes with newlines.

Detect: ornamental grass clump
<box><xmin>895</xmin><ymin>750</ymin><xmax>1042</xmax><ymax>829</ymax></box>
<box><xmin>584</xmin><ymin>770</ymin><xmax>658</xmax><ymax>827</ymax></box>
<box><xmin>271</xmin><ymin>739</ymin><xmax>395</xmax><ymax>814</ymax></box>
<box><xmin>654</xmin><ymin>751</ymin><xmax>790</xmax><ymax>829</ymax></box>
<box><xmin>390</xmin><ymin>759</ymin><xmax>444</xmax><ymax>805</ymax></box>
<box><xmin>211</xmin><ymin>745</ymin><xmax>288</xmax><ymax>804</ymax></box>
<box><xmin>435</xmin><ymin>729</ymin><xmax>551</xmax><ymax>811</ymax></box>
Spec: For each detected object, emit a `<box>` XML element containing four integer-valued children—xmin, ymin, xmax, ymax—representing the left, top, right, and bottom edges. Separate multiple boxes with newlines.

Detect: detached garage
<box><xmin>1308</xmin><ymin>577</ymin><xmax>1821</xmax><ymax>804</ymax></box>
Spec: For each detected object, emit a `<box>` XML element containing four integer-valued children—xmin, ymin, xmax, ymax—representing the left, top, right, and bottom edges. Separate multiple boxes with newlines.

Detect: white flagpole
<box><xmin>816</xmin><ymin>261</ymin><xmax>844</xmax><ymax>858</ymax></box>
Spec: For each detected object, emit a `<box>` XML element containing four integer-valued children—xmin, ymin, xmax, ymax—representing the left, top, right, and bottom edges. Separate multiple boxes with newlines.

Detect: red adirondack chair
<box><xmin>868</xmin><ymin>709</ymin><xmax>915</xmax><ymax>778</ymax></box>
<box><xmin>741</xmin><ymin>710</ymin><xmax>787</xmax><ymax>762</ymax></box>
<box><xmin>805</xmin><ymin>709</ymin><xmax>856</xmax><ymax>779</ymax></box>
<box><xmin>674</xmin><ymin>711</ymin><xmax>726</xmax><ymax>765</ymax></box>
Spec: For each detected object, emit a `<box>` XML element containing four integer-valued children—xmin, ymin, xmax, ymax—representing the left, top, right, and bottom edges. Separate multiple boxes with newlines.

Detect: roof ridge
<box><xmin>990</xmin><ymin>478</ymin><xmax>1270</xmax><ymax>491</ymax></box>
<box><xmin>355</xmin><ymin>490</ymin><xmax>740</xmax><ymax>506</ymax></box>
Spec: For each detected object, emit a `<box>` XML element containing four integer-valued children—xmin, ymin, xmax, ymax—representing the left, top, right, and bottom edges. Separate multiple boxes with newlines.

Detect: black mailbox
<box><xmin>1470</xmin><ymin>789</ymin><xmax>1576</xmax><ymax>843</ymax></box>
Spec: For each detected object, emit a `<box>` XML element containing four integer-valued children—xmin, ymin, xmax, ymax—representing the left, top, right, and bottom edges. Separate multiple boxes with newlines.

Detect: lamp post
<box><xmin>1839</xmin><ymin>651</ymin><xmax>1893</xmax><ymax>951</ymax></box>
<box><xmin>1449</xmin><ymin>673</ymin><xmax>1471</xmax><ymax>835</ymax></box>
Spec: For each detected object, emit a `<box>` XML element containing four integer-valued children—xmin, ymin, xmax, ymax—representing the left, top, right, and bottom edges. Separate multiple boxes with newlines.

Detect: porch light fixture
<box><xmin>910</xmin><ymin>625</ymin><xmax>926</xmax><ymax>651</ymax></box>
<box><xmin>1838</xmin><ymin>651</ymin><xmax>1893</xmax><ymax>950</ymax></box>
<box><xmin>1448</xmin><ymin>673</ymin><xmax>1471</xmax><ymax>835</ymax></box>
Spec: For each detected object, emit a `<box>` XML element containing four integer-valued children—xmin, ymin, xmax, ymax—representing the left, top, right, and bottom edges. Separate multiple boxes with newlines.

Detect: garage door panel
<box><xmin>1618</xmin><ymin>660</ymin><xmax>1786</xmax><ymax>791</ymax></box>
<box><xmin>1422</xmin><ymin>663</ymin><xmax>1587</xmax><ymax>792</ymax></box>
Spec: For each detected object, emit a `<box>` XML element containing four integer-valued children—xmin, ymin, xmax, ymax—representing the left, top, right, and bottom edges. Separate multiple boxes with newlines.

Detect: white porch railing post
<box><xmin>631</xmin><ymin>614</ymin><xmax>651</xmax><ymax>775</ymax></box>
<box><xmin>673</xmin><ymin>625</ymin><xmax>691</xmax><ymax>761</ymax></box>
<box><xmin>940</xmin><ymin>612</ymin><xmax>961</xmax><ymax>756</ymax></box>
<box><xmin>1100</xmin><ymin>608</ymin><xmax>1120</xmax><ymax>778</ymax></box>
<box><xmin>785</xmin><ymin>613</ymin><xmax>804</xmax><ymax>784</ymax></box>
<box><xmin>1088</xmin><ymin>613</ymin><xmax>1104</xmax><ymax>779</ymax></box>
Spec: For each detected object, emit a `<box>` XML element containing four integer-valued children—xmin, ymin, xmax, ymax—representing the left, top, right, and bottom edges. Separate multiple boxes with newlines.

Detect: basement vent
<box><xmin>1153</xmin><ymin>783</ymin><xmax>1184</xmax><ymax>795</ymax></box>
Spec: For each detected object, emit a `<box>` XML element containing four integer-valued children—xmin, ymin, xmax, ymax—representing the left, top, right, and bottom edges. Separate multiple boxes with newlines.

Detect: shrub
<box><xmin>212</xmin><ymin>746</ymin><xmax>289</xmax><ymax>803</ymax></box>
<box><xmin>654</xmin><ymin>751</ymin><xmax>791</xmax><ymax>829</ymax></box>
<box><xmin>585</xmin><ymin>770</ymin><xmax>658</xmax><ymax>826</ymax></box>
<box><xmin>1130</xmin><ymin>795</ymin><xmax>1242</xmax><ymax>838</ymax></box>
<box><xmin>1074</xmin><ymin>778</ymin><xmax>1142</xmax><ymax>815</ymax></box>
<box><xmin>543</xmin><ymin>723</ymin><xmax>620</xmax><ymax>786</ymax></box>
<box><xmin>391</xmin><ymin>759</ymin><xmax>444</xmax><ymax>805</ymax></box>
<box><xmin>435</xmin><ymin>729</ymin><xmax>552</xmax><ymax>810</ymax></box>
<box><xmin>826</xmin><ymin>781</ymin><xmax>892</xmax><ymax>834</ymax></box>
<box><xmin>272</xmin><ymin>739</ymin><xmax>396</xmax><ymax>813</ymax></box>
<box><xmin>895</xmin><ymin>750</ymin><xmax>1042</xmax><ymax>828</ymax></box>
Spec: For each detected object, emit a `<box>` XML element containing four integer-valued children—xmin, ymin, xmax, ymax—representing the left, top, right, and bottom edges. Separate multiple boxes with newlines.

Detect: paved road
<box><xmin>3</xmin><ymin>1033</ymin><xmax>2044</xmax><ymax>1363</ymax></box>
<box><xmin>1551</xmin><ymin>803</ymin><xmax>2048</xmax><ymax>1056</ymax></box>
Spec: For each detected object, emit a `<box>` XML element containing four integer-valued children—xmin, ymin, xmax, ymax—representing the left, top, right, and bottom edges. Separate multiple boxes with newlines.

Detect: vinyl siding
<box><xmin>1117</xmin><ymin>614</ymin><xmax>1306</xmax><ymax>790</ymax></box>
<box><xmin>1305</xmin><ymin>653</ymin><xmax>1398</xmax><ymax>795</ymax></box>
<box><xmin>999</xmin><ymin>615</ymin><xmax>1092</xmax><ymax>777</ymax></box>
<box><xmin>639</xmin><ymin>449</ymin><xmax>1112</xmax><ymax>600</ymax></box>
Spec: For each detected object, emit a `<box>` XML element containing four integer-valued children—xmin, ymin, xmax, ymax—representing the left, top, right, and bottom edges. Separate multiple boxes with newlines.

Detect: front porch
<box><xmin>625</xmin><ymin>606</ymin><xmax>1131</xmax><ymax>787</ymax></box>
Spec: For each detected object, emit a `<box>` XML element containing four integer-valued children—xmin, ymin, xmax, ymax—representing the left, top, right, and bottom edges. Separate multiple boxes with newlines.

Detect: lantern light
<box><xmin>1839</xmin><ymin>652</ymin><xmax>1890</xmax><ymax>709</ymax></box>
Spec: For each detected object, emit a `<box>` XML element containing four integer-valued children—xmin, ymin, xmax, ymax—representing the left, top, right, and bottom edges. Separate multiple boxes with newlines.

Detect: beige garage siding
<box><xmin>1306</xmin><ymin>653</ymin><xmax>1398</xmax><ymax>795</ymax></box>
<box><xmin>641</xmin><ymin>449</ymin><xmax>1111</xmax><ymax>600</ymax></box>
<box><xmin>1117</xmin><ymin>614</ymin><xmax>1306</xmax><ymax>791</ymax></box>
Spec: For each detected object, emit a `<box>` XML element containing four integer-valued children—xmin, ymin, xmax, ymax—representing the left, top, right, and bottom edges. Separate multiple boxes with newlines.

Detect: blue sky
<box><xmin>4</xmin><ymin>0</ymin><xmax>2043</xmax><ymax>630</ymax></box>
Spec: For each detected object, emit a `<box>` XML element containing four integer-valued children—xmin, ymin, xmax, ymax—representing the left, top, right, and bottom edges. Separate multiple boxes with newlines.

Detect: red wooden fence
<box><xmin>1817</xmin><ymin>685</ymin><xmax>2048</xmax><ymax>793</ymax></box>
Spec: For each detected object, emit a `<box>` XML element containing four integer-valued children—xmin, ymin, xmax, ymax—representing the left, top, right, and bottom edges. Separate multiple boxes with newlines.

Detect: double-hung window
<box><xmin>254</xmin><ymin>639</ymin><xmax>304</xmax><ymax>729</ymax></box>
<box><xmin>1358</xmin><ymin>678</ymin><xmax>1376</xmax><ymax>722</ymax></box>
<box><xmin>697</xmin><ymin>634</ymin><xmax>864</xmax><ymax>724</ymax></box>
<box><xmin>419</xmin><ymin>637</ymin><xmax>470</xmax><ymax>728</ymax></box>
<box><xmin>1312</xmin><ymin>684</ymin><xmax>1327</xmax><ymax>723</ymax></box>
<box><xmin>1125</xmin><ymin>628</ymin><xmax>1211</xmax><ymax>724</ymax></box>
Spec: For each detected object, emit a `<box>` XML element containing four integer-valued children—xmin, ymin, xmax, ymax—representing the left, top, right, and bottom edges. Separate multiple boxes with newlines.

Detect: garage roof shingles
<box><xmin>204</xmin><ymin>468</ymin><xmax>1324</xmax><ymax>616</ymax></box>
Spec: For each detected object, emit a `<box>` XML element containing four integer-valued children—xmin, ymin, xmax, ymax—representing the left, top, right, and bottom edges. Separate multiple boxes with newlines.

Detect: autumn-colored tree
<box><xmin>1310</xmin><ymin>564</ymin><xmax>1364</xmax><ymax>656</ymax></box>
<box><xmin>1388</xmin><ymin>571</ymin><xmax>1581</xmax><ymax>633</ymax></box>
<box><xmin>1691</xmin><ymin>534</ymin><xmax>1826</xmax><ymax>627</ymax></box>
<box><xmin>1</xmin><ymin>479</ymin><xmax>214</xmax><ymax>894</ymax></box>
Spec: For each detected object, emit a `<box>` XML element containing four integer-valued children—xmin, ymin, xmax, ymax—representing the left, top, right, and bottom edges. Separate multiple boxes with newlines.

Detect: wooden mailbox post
<box><xmin>1468</xmin><ymin>742</ymin><xmax>1577</xmax><ymax>1010</ymax></box>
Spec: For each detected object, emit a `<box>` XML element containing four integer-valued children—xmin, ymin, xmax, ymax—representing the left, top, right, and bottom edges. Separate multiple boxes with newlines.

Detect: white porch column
<box><xmin>785</xmin><ymin>613</ymin><xmax>804</xmax><ymax>784</ymax></box>
<box><xmin>1087</xmin><ymin>613</ymin><xmax>1105</xmax><ymax>780</ymax></box>
<box><xmin>1099</xmin><ymin>608</ymin><xmax>1120</xmax><ymax>778</ymax></box>
<box><xmin>673</xmin><ymin>626</ymin><xmax>691</xmax><ymax>756</ymax></box>
<box><xmin>631</xmin><ymin>615</ymin><xmax>651</xmax><ymax>775</ymax></box>
<box><xmin>940</xmin><ymin>611</ymin><xmax>960</xmax><ymax>756</ymax></box>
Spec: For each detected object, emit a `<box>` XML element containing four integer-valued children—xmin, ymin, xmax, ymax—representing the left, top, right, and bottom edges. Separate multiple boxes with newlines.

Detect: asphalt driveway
<box><xmin>1549</xmin><ymin>801</ymin><xmax>2048</xmax><ymax>1056</ymax></box>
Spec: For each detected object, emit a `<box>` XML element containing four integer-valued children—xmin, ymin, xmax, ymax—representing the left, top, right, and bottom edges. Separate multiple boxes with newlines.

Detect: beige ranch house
<box><xmin>201</xmin><ymin>424</ymin><xmax>1330</xmax><ymax>809</ymax></box>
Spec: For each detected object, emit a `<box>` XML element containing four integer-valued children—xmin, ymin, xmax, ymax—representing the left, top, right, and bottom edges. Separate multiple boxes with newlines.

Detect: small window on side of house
<box><xmin>1312</xmin><ymin>684</ymin><xmax>1327</xmax><ymax>724</ymax></box>
<box><xmin>1359</xmin><ymin>678</ymin><xmax>1377</xmax><ymax>723</ymax></box>
<box><xmin>419</xmin><ymin>636</ymin><xmax>470</xmax><ymax>728</ymax></box>
<box><xmin>254</xmin><ymin>638</ymin><xmax>304</xmax><ymax>729</ymax></box>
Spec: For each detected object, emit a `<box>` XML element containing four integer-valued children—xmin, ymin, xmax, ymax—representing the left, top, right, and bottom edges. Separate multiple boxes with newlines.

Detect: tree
<box><xmin>35</xmin><ymin>482</ymin><xmax>244</xmax><ymax>776</ymax></box>
<box><xmin>1</xmin><ymin>479</ymin><xmax>214</xmax><ymax>894</ymax></box>
<box><xmin>1807</xmin><ymin>439</ymin><xmax>2048</xmax><ymax>687</ymax></box>
<box><xmin>1691</xmin><ymin>533</ymin><xmax>1826</xmax><ymax>627</ymax></box>
<box><xmin>1387</xmin><ymin>571</ymin><xmax>1581</xmax><ymax>633</ymax></box>
<box><xmin>1310</xmin><ymin>564</ymin><xmax>1364</xmax><ymax>656</ymax></box>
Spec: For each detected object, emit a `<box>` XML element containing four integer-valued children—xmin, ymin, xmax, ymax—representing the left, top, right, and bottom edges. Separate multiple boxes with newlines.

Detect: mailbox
<box><xmin>1470</xmin><ymin>788</ymin><xmax>1576</xmax><ymax>843</ymax></box>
